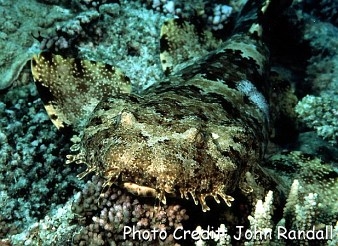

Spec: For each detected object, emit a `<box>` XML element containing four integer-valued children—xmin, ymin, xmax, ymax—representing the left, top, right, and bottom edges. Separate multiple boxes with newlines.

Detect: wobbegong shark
<box><xmin>31</xmin><ymin>0</ymin><xmax>292</xmax><ymax>212</ymax></box>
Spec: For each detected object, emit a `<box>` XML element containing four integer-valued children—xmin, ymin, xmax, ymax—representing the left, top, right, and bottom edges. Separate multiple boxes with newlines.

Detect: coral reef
<box><xmin>301</xmin><ymin>11</ymin><xmax>338</xmax><ymax>96</ymax></box>
<box><xmin>299</xmin><ymin>0</ymin><xmax>338</xmax><ymax>26</ymax></box>
<box><xmin>204</xmin><ymin>3</ymin><xmax>233</xmax><ymax>31</ymax></box>
<box><xmin>8</xmin><ymin>175</ymin><xmax>189</xmax><ymax>245</ymax></box>
<box><xmin>242</xmin><ymin>179</ymin><xmax>338</xmax><ymax>245</ymax></box>
<box><xmin>296</xmin><ymin>95</ymin><xmax>338</xmax><ymax>145</ymax></box>
<box><xmin>72</xmin><ymin>175</ymin><xmax>189</xmax><ymax>245</ymax></box>
<box><xmin>245</xmin><ymin>191</ymin><xmax>274</xmax><ymax>245</ymax></box>
<box><xmin>277</xmin><ymin>178</ymin><xmax>338</xmax><ymax>245</ymax></box>
<box><xmin>144</xmin><ymin>0</ymin><xmax>238</xmax><ymax>35</ymax></box>
<box><xmin>0</xmin><ymin>0</ymin><xmax>74</xmax><ymax>89</ymax></box>
<box><xmin>266</xmin><ymin>151</ymin><xmax>337</xmax><ymax>217</ymax></box>
<box><xmin>0</xmin><ymin>0</ymin><xmax>124</xmax><ymax>90</ymax></box>
<box><xmin>37</xmin><ymin>1</ymin><xmax>123</xmax><ymax>53</ymax></box>
<box><xmin>9</xmin><ymin>195</ymin><xmax>81</xmax><ymax>245</ymax></box>
<box><xmin>0</xmin><ymin>0</ymin><xmax>337</xmax><ymax>245</ymax></box>
<box><xmin>0</xmin><ymin>83</ymin><xmax>82</xmax><ymax>239</ymax></box>
<box><xmin>143</xmin><ymin>0</ymin><xmax>203</xmax><ymax>17</ymax></box>
<box><xmin>73</xmin><ymin>0</ymin><xmax>169</xmax><ymax>92</ymax></box>
<box><xmin>293</xmin><ymin>3</ymin><xmax>338</xmax><ymax>146</ymax></box>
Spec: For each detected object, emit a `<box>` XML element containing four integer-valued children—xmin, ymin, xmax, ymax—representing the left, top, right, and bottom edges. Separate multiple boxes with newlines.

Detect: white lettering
<box><xmin>123</xmin><ymin>226</ymin><xmax>132</xmax><ymax>240</ymax></box>
<box><xmin>316</xmin><ymin>230</ymin><xmax>324</xmax><ymax>240</ymax></box>
<box><xmin>201</xmin><ymin>226</ymin><xmax>211</xmax><ymax>240</ymax></box>
<box><xmin>245</xmin><ymin>229</ymin><xmax>253</xmax><ymax>240</ymax></box>
<box><xmin>191</xmin><ymin>230</ymin><xmax>199</xmax><ymax>240</ymax></box>
<box><xmin>123</xmin><ymin>225</ymin><xmax>168</xmax><ymax>240</ymax></box>
<box><xmin>233</xmin><ymin>226</ymin><xmax>244</xmax><ymax>240</ymax></box>
<box><xmin>158</xmin><ymin>229</ymin><xmax>167</xmax><ymax>240</ymax></box>
<box><xmin>142</xmin><ymin>230</ymin><xmax>150</xmax><ymax>240</ymax></box>
<box><xmin>306</xmin><ymin>228</ymin><xmax>314</xmax><ymax>239</ymax></box>
<box><xmin>173</xmin><ymin>226</ymin><xmax>184</xmax><ymax>240</ymax></box>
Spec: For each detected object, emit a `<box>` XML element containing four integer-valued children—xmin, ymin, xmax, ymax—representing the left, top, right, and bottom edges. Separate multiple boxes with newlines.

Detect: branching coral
<box><xmin>296</xmin><ymin>95</ymin><xmax>338</xmax><ymax>145</ymax></box>
<box><xmin>71</xmin><ymin>175</ymin><xmax>189</xmax><ymax>245</ymax></box>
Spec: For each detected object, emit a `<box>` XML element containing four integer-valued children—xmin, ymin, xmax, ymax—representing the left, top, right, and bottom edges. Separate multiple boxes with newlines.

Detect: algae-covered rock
<box><xmin>0</xmin><ymin>0</ymin><xmax>73</xmax><ymax>89</ymax></box>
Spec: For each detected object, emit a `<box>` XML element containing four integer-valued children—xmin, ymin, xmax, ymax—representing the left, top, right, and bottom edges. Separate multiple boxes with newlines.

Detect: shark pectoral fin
<box><xmin>160</xmin><ymin>18</ymin><xmax>221</xmax><ymax>76</ymax></box>
<box><xmin>31</xmin><ymin>52</ymin><xmax>131</xmax><ymax>134</ymax></box>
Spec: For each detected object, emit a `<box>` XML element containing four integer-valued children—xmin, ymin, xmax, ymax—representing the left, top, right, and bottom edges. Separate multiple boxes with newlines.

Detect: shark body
<box><xmin>31</xmin><ymin>0</ymin><xmax>292</xmax><ymax>211</ymax></box>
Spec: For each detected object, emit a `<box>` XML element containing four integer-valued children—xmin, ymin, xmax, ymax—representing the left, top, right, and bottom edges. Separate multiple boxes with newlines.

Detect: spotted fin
<box><xmin>160</xmin><ymin>18</ymin><xmax>221</xmax><ymax>76</ymax></box>
<box><xmin>31</xmin><ymin>52</ymin><xmax>131</xmax><ymax>134</ymax></box>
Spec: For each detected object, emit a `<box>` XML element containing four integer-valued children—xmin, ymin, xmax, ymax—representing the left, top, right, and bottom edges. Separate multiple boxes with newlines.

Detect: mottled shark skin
<box><xmin>31</xmin><ymin>0</ymin><xmax>292</xmax><ymax>212</ymax></box>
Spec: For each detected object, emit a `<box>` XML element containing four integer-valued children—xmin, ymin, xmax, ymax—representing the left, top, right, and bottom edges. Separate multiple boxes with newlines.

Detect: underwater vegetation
<box><xmin>0</xmin><ymin>0</ymin><xmax>337</xmax><ymax>245</ymax></box>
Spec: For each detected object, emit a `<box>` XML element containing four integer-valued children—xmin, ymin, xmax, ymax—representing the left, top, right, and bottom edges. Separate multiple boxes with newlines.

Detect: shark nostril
<box><xmin>195</xmin><ymin>130</ymin><xmax>207</xmax><ymax>149</ymax></box>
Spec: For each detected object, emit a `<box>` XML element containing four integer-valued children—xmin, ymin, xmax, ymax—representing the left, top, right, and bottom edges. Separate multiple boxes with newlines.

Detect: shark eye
<box><xmin>119</xmin><ymin>111</ymin><xmax>136</xmax><ymax>127</ymax></box>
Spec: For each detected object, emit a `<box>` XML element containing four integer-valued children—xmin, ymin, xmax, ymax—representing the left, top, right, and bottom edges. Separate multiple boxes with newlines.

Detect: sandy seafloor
<box><xmin>0</xmin><ymin>0</ymin><xmax>337</xmax><ymax>245</ymax></box>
